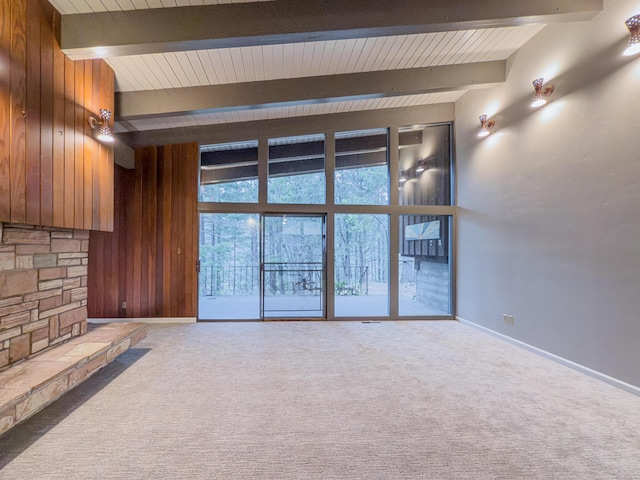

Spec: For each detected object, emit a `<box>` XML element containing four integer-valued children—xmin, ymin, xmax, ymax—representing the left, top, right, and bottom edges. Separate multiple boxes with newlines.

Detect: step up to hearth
<box><xmin>0</xmin><ymin>322</ymin><xmax>147</xmax><ymax>436</ymax></box>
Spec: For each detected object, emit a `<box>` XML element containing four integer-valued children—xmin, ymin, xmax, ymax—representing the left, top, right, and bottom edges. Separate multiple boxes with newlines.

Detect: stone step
<box><xmin>0</xmin><ymin>322</ymin><xmax>147</xmax><ymax>436</ymax></box>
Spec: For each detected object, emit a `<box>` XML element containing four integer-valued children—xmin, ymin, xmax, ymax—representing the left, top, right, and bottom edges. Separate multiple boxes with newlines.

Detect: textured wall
<box><xmin>455</xmin><ymin>0</ymin><xmax>640</xmax><ymax>387</ymax></box>
<box><xmin>0</xmin><ymin>223</ymin><xmax>89</xmax><ymax>369</ymax></box>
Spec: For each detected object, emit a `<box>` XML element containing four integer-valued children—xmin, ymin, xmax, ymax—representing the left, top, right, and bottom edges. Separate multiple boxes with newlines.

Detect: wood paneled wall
<box><xmin>0</xmin><ymin>0</ymin><xmax>114</xmax><ymax>232</ymax></box>
<box><xmin>88</xmin><ymin>144</ymin><xmax>199</xmax><ymax>318</ymax></box>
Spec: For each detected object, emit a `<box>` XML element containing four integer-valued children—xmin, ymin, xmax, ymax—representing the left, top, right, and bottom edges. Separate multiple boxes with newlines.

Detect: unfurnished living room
<box><xmin>1</xmin><ymin>0</ymin><xmax>640</xmax><ymax>478</ymax></box>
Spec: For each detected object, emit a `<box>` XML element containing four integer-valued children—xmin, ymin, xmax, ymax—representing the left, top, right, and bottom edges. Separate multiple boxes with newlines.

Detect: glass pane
<box><xmin>263</xmin><ymin>215</ymin><xmax>325</xmax><ymax>318</ymax></box>
<box><xmin>268</xmin><ymin>134</ymin><xmax>325</xmax><ymax>204</ymax></box>
<box><xmin>334</xmin><ymin>214</ymin><xmax>389</xmax><ymax>317</ymax></box>
<box><xmin>199</xmin><ymin>214</ymin><xmax>260</xmax><ymax>319</ymax></box>
<box><xmin>200</xmin><ymin>141</ymin><xmax>258</xmax><ymax>203</ymax></box>
<box><xmin>335</xmin><ymin>128</ymin><xmax>389</xmax><ymax>205</ymax></box>
<box><xmin>398</xmin><ymin>124</ymin><xmax>451</xmax><ymax>206</ymax></box>
<box><xmin>399</xmin><ymin>215</ymin><xmax>451</xmax><ymax>316</ymax></box>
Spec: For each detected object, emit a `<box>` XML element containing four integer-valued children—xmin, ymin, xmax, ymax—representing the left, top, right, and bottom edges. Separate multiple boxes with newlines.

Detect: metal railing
<box><xmin>199</xmin><ymin>264</ymin><xmax>379</xmax><ymax>297</ymax></box>
<box><xmin>199</xmin><ymin>265</ymin><xmax>259</xmax><ymax>296</ymax></box>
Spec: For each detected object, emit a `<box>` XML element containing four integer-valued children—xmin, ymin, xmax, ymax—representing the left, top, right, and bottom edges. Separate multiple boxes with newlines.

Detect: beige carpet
<box><xmin>1</xmin><ymin>321</ymin><xmax>639</xmax><ymax>479</ymax></box>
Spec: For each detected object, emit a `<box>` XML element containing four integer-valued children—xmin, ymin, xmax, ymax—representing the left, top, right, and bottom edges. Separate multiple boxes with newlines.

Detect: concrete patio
<box><xmin>198</xmin><ymin>294</ymin><xmax>448</xmax><ymax>320</ymax></box>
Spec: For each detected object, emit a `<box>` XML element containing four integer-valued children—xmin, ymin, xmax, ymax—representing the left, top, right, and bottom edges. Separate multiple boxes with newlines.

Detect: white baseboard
<box><xmin>88</xmin><ymin>317</ymin><xmax>197</xmax><ymax>324</ymax></box>
<box><xmin>457</xmin><ymin>316</ymin><xmax>640</xmax><ymax>397</ymax></box>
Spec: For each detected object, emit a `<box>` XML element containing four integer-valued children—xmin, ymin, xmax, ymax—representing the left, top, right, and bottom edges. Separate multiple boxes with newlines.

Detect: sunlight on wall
<box><xmin>483</xmin><ymin>101</ymin><xmax>502</xmax><ymax>119</ymax></box>
<box><xmin>538</xmin><ymin>100</ymin><xmax>566</xmax><ymax>124</ymax></box>
<box><xmin>633</xmin><ymin>59</ymin><xmax>640</xmax><ymax>79</ymax></box>
<box><xmin>479</xmin><ymin>130</ymin><xmax>505</xmax><ymax>150</ymax></box>
<box><xmin>537</xmin><ymin>62</ymin><xmax>562</xmax><ymax>84</ymax></box>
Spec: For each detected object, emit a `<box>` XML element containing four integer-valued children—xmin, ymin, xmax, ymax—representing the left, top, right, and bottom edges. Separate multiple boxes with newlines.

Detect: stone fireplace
<box><xmin>0</xmin><ymin>223</ymin><xmax>89</xmax><ymax>369</ymax></box>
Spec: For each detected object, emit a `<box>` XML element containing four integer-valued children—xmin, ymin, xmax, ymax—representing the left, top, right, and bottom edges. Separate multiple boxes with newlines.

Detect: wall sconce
<box><xmin>399</xmin><ymin>170</ymin><xmax>408</xmax><ymax>184</ymax></box>
<box><xmin>88</xmin><ymin>108</ymin><xmax>114</xmax><ymax>143</ymax></box>
<box><xmin>416</xmin><ymin>157</ymin><xmax>426</xmax><ymax>173</ymax></box>
<box><xmin>624</xmin><ymin>15</ymin><xmax>640</xmax><ymax>56</ymax></box>
<box><xmin>478</xmin><ymin>114</ymin><xmax>495</xmax><ymax>138</ymax></box>
<box><xmin>531</xmin><ymin>78</ymin><xmax>554</xmax><ymax>108</ymax></box>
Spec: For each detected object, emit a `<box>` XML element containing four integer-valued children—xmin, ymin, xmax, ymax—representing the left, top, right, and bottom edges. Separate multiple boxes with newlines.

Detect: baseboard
<box><xmin>457</xmin><ymin>316</ymin><xmax>640</xmax><ymax>397</ymax></box>
<box><xmin>88</xmin><ymin>317</ymin><xmax>197</xmax><ymax>324</ymax></box>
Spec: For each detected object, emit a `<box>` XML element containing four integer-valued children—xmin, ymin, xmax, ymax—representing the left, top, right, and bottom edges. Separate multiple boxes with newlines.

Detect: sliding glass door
<box><xmin>262</xmin><ymin>215</ymin><xmax>326</xmax><ymax>319</ymax></box>
<box><xmin>199</xmin><ymin>214</ymin><xmax>261</xmax><ymax>320</ymax></box>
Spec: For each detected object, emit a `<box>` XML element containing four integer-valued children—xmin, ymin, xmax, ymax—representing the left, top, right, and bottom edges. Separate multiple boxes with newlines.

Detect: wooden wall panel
<box><xmin>83</xmin><ymin>60</ymin><xmax>93</xmax><ymax>230</ymax></box>
<box><xmin>10</xmin><ymin>0</ymin><xmax>27</xmax><ymax>225</ymax></box>
<box><xmin>0</xmin><ymin>0</ymin><xmax>10</xmax><ymax>220</ymax></box>
<box><xmin>52</xmin><ymin>42</ymin><xmax>65</xmax><ymax>226</ymax></box>
<box><xmin>0</xmin><ymin>0</ymin><xmax>115</xmax><ymax>232</ymax></box>
<box><xmin>88</xmin><ymin>144</ymin><xmax>199</xmax><ymax>319</ymax></box>
<box><xmin>25</xmin><ymin>0</ymin><xmax>41</xmax><ymax>226</ymax></box>
<box><xmin>63</xmin><ymin>56</ymin><xmax>75</xmax><ymax>228</ymax></box>
<box><xmin>39</xmin><ymin>2</ymin><xmax>54</xmax><ymax>226</ymax></box>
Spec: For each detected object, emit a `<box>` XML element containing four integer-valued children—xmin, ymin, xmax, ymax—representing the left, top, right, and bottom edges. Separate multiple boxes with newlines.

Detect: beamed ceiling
<box><xmin>52</xmin><ymin>0</ymin><xmax>603</xmax><ymax>148</ymax></box>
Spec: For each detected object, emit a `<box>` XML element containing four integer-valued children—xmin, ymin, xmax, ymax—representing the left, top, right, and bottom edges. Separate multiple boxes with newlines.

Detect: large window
<box><xmin>199</xmin><ymin>141</ymin><xmax>259</xmax><ymax>203</ymax></box>
<box><xmin>199</xmin><ymin>214</ymin><xmax>260</xmax><ymax>320</ymax></box>
<box><xmin>268</xmin><ymin>134</ymin><xmax>325</xmax><ymax>204</ymax></box>
<box><xmin>335</xmin><ymin>129</ymin><xmax>389</xmax><ymax>205</ymax></box>
<box><xmin>398</xmin><ymin>124</ymin><xmax>452</xmax><ymax>206</ymax></box>
<box><xmin>399</xmin><ymin>215</ymin><xmax>452</xmax><ymax>316</ymax></box>
<box><xmin>335</xmin><ymin>214</ymin><xmax>389</xmax><ymax>317</ymax></box>
<box><xmin>198</xmin><ymin>123</ymin><xmax>454</xmax><ymax>320</ymax></box>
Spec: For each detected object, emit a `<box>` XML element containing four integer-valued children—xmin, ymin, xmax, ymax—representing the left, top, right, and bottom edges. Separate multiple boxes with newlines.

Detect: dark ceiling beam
<box><xmin>118</xmin><ymin>103</ymin><xmax>455</xmax><ymax>148</ymax></box>
<box><xmin>116</xmin><ymin>61</ymin><xmax>505</xmax><ymax>121</ymax></box>
<box><xmin>61</xmin><ymin>0</ymin><xmax>603</xmax><ymax>60</ymax></box>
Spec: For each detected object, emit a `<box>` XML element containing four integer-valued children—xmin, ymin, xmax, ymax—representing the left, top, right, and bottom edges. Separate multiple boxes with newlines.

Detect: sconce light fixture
<box><xmin>416</xmin><ymin>157</ymin><xmax>426</xmax><ymax>173</ymax></box>
<box><xmin>624</xmin><ymin>15</ymin><xmax>640</xmax><ymax>56</ymax></box>
<box><xmin>88</xmin><ymin>108</ymin><xmax>114</xmax><ymax>143</ymax></box>
<box><xmin>478</xmin><ymin>114</ymin><xmax>495</xmax><ymax>138</ymax></box>
<box><xmin>399</xmin><ymin>170</ymin><xmax>408</xmax><ymax>184</ymax></box>
<box><xmin>531</xmin><ymin>78</ymin><xmax>554</xmax><ymax>108</ymax></box>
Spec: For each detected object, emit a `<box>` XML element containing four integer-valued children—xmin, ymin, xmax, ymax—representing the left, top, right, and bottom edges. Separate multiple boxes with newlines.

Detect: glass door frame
<box><xmin>260</xmin><ymin>213</ymin><xmax>327</xmax><ymax>320</ymax></box>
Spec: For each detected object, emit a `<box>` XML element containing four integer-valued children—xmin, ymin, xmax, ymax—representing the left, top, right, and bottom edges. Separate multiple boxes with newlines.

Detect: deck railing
<box><xmin>199</xmin><ymin>264</ymin><xmax>377</xmax><ymax>296</ymax></box>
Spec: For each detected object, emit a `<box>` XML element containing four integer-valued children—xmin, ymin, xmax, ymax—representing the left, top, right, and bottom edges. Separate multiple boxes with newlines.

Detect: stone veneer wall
<box><xmin>0</xmin><ymin>223</ymin><xmax>89</xmax><ymax>369</ymax></box>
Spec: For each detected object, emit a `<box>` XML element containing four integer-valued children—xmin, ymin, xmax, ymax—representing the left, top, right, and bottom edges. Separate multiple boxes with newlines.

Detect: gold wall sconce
<box><xmin>478</xmin><ymin>114</ymin><xmax>495</xmax><ymax>137</ymax></box>
<box><xmin>624</xmin><ymin>15</ymin><xmax>640</xmax><ymax>56</ymax></box>
<box><xmin>531</xmin><ymin>78</ymin><xmax>554</xmax><ymax>108</ymax></box>
<box><xmin>88</xmin><ymin>108</ymin><xmax>114</xmax><ymax>143</ymax></box>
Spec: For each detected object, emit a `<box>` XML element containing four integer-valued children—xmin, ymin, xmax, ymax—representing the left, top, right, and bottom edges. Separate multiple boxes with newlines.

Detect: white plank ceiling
<box><xmin>109</xmin><ymin>26</ymin><xmax>544</xmax><ymax>92</ymax></box>
<box><xmin>51</xmin><ymin>2</ymin><xmax>563</xmax><ymax>134</ymax></box>
<box><xmin>49</xmin><ymin>0</ymin><xmax>269</xmax><ymax>15</ymax></box>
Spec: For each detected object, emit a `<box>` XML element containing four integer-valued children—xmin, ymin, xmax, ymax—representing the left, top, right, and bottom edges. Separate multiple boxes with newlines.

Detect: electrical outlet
<box><xmin>503</xmin><ymin>314</ymin><xmax>509</xmax><ymax>324</ymax></box>
<box><xmin>122</xmin><ymin>301</ymin><xmax>127</xmax><ymax>309</ymax></box>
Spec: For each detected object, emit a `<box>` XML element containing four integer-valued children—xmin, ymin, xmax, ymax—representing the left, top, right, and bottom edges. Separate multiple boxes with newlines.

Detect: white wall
<box><xmin>455</xmin><ymin>0</ymin><xmax>640</xmax><ymax>388</ymax></box>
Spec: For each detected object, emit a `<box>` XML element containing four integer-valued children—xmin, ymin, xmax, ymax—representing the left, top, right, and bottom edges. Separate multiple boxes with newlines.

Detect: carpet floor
<box><xmin>1</xmin><ymin>321</ymin><xmax>639</xmax><ymax>479</ymax></box>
